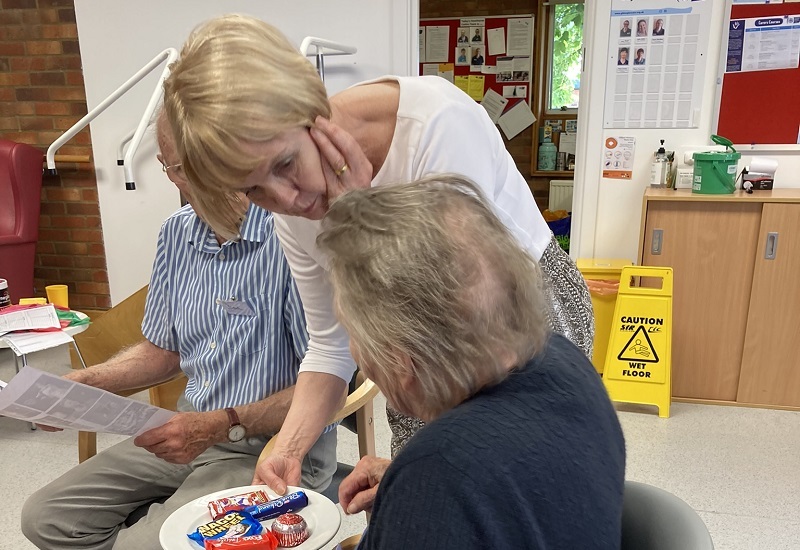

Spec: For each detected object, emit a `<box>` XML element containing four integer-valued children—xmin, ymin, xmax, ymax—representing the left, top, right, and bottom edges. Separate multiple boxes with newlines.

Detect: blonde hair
<box><xmin>163</xmin><ymin>14</ymin><xmax>330</xmax><ymax>240</ymax></box>
<box><xmin>317</xmin><ymin>174</ymin><xmax>551</xmax><ymax>420</ymax></box>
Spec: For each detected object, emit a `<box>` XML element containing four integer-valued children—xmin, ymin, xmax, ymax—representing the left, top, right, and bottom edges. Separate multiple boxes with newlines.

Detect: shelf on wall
<box><xmin>531</xmin><ymin>170</ymin><xmax>575</xmax><ymax>178</ymax></box>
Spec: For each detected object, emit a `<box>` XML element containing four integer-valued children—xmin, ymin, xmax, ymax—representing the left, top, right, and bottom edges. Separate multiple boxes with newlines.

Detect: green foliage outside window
<box><xmin>550</xmin><ymin>3</ymin><xmax>584</xmax><ymax>110</ymax></box>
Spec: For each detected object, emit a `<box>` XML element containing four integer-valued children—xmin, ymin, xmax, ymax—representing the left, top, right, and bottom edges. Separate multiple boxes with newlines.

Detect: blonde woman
<box><xmin>321</xmin><ymin>176</ymin><xmax>625</xmax><ymax>549</ymax></box>
<box><xmin>163</xmin><ymin>14</ymin><xmax>594</xmax><ymax>493</ymax></box>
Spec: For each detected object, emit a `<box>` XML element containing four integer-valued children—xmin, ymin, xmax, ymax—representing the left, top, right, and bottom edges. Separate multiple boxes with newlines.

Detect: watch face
<box><xmin>228</xmin><ymin>424</ymin><xmax>246</xmax><ymax>442</ymax></box>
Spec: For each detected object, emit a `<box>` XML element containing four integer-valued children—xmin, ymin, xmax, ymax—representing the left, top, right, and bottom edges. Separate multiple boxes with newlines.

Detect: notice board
<box><xmin>419</xmin><ymin>15</ymin><xmax>534</xmax><ymax>113</ymax></box>
<box><xmin>716</xmin><ymin>2</ymin><xmax>800</xmax><ymax>145</ymax></box>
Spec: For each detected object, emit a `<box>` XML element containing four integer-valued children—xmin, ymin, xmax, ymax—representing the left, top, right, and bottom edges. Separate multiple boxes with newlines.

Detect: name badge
<box><xmin>220</xmin><ymin>299</ymin><xmax>256</xmax><ymax>317</ymax></box>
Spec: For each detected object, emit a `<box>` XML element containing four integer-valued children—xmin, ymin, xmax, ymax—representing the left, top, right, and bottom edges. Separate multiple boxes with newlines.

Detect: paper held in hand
<box><xmin>0</xmin><ymin>366</ymin><xmax>175</xmax><ymax>436</ymax></box>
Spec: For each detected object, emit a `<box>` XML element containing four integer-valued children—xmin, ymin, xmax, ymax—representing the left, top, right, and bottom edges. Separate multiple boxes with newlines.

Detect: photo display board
<box><xmin>419</xmin><ymin>15</ymin><xmax>534</xmax><ymax>121</ymax></box>
<box><xmin>603</xmin><ymin>0</ymin><xmax>713</xmax><ymax>129</ymax></box>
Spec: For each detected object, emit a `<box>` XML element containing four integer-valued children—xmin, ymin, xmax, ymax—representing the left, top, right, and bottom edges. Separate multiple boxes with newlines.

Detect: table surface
<box><xmin>645</xmin><ymin>187</ymin><xmax>800</xmax><ymax>203</ymax></box>
<box><xmin>0</xmin><ymin>310</ymin><xmax>89</xmax><ymax>350</ymax></box>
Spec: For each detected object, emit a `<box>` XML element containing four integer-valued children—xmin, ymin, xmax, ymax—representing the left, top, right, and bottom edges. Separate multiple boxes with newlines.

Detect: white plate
<box><xmin>159</xmin><ymin>485</ymin><xmax>341</xmax><ymax>550</ymax></box>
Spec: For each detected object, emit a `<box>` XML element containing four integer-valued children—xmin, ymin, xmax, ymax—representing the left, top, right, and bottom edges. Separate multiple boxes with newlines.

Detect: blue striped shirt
<box><xmin>142</xmin><ymin>203</ymin><xmax>309</xmax><ymax>414</ymax></box>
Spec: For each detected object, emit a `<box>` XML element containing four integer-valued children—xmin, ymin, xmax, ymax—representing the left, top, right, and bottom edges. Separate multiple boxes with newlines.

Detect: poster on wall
<box><xmin>603</xmin><ymin>0</ymin><xmax>713</xmax><ymax>129</ymax></box>
<box><xmin>602</xmin><ymin>136</ymin><xmax>636</xmax><ymax>179</ymax></box>
<box><xmin>725</xmin><ymin>14</ymin><xmax>800</xmax><ymax>73</ymax></box>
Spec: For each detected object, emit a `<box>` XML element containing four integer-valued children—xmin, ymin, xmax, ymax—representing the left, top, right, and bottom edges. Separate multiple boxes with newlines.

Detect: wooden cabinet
<box><xmin>639</xmin><ymin>189</ymin><xmax>800</xmax><ymax>408</ymax></box>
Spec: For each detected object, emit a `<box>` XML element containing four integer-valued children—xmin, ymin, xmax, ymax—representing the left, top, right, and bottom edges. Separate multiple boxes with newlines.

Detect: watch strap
<box><xmin>224</xmin><ymin>407</ymin><xmax>241</xmax><ymax>428</ymax></box>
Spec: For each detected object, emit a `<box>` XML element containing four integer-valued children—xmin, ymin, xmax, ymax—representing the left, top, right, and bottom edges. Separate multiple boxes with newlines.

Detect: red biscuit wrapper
<box><xmin>208</xmin><ymin>490</ymin><xmax>271</xmax><ymax>520</ymax></box>
<box><xmin>203</xmin><ymin>532</ymin><xmax>278</xmax><ymax>550</ymax></box>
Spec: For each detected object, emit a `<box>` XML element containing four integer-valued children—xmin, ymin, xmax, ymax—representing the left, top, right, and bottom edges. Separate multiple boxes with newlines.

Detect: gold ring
<box><xmin>335</xmin><ymin>163</ymin><xmax>348</xmax><ymax>176</ymax></box>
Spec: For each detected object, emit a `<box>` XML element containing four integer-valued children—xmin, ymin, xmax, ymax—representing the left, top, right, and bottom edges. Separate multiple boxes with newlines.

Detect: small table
<box><xmin>0</xmin><ymin>310</ymin><xmax>90</xmax><ymax>429</ymax></box>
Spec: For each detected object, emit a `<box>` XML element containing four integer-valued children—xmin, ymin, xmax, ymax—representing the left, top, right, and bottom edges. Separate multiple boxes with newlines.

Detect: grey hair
<box><xmin>317</xmin><ymin>174</ymin><xmax>551</xmax><ymax>420</ymax></box>
<box><xmin>163</xmin><ymin>14</ymin><xmax>331</xmax><ymax>240</ymax></box>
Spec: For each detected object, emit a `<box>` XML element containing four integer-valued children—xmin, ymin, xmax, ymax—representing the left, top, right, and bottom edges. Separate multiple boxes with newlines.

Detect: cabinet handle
<box><xmin>765</xmin><ymin>232</ymin><xmax>778</xmax><ymax>260</ymax></box>
<box><xmin>651</xmin><ymin>229</ymin><xmax>663</xmax><ymax>255</ymax></box>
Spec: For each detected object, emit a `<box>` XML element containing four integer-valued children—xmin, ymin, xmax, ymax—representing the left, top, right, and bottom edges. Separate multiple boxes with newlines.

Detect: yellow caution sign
<box><xmin>603</xmin><ymin>266</ymin><xmax>673</xmax><ymax>417</ymax></box>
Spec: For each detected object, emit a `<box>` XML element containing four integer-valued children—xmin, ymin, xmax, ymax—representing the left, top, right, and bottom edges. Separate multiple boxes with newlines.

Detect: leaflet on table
<box><xmin>0</xmin><ymin>304</ymin><xmax>60</xmax><ymax>336</ymax></box>
<box><xmin>2</xmin><ymin>331</ymin><xmax>75</xmax><ymax>356</ymax></box>
<box><xmin>0</xmin><ymin>366</ymin><xmax>175</xmax><ymax>436</ymax></box>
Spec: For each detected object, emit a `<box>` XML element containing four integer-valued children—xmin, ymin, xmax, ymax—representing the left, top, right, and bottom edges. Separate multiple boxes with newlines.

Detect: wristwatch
<box><xmin>225</xmin><ymin>407</ymin><xmax>246</xmax><ymax>443</ymax></box>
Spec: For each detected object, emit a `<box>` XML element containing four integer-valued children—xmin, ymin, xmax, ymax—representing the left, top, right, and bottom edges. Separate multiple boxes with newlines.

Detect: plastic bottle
<box><xmin>538</xmin><ymin>137</ymin><xmax>558</xmax><ymax>171</ymax></box>
<box><xmin>650</xmin><ymin>139</ymin><xmax>668</xmax><ymax>187</ymax></box>
<box><xmin>0</xmin><ymin>278</ymin><xmax>10</xmax><ymax>309</ymax></box>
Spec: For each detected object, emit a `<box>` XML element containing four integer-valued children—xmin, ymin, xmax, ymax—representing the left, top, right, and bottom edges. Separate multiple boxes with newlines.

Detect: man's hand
<box><xmin>133</xmin><ymin>411</ymin><xmax>222</xmax><ymax>464</ymax></box>
<box><xmin>338</xmin><ymin>455</ymin><xmax>392</xmax><ymax>515</ymax></box>
<box><xmin>253</xmin><ymin>453</ymin><xmax>302</xmax><ymax>496</ymax></box>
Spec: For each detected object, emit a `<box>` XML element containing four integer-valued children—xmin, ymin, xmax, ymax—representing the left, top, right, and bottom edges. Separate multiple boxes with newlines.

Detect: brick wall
<box><xmin>0</xmin><ymin>0</ymin><xmax>110</xmax><ymax>309</ymax></box>
<box><xmin>420</xmin><ymin>0</ymin><xmax>549</xmax><ymax>209</ymax></box>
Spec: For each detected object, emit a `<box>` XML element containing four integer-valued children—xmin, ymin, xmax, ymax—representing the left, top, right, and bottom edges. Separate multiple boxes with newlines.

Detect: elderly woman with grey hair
<box><xmin>322</xmin><ymin>175</ymin><xmax>625</xmax><ymax>550</ymax></box>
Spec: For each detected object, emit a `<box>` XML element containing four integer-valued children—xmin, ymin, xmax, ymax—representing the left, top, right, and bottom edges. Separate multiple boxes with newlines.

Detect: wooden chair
<box><xmin>258</xmin><ymin>371</ymin><xmax>380</xmax><ymax>504</ymax></box>
<box><xmin>69</xmin><ymin>285</ymin><xmax>187</xmax><ymax>462</ymax></box>
<box><xmin>337</xmin><ymin>534</ymin><xmax>363</xmax><ymax>550</ymax></box>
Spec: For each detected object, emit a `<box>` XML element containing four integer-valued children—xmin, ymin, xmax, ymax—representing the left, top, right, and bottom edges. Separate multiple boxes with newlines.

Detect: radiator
<box><xmin>548</xmin><ymin>180</ymin><xmax>574</xmax><ymax>211</ymax></box>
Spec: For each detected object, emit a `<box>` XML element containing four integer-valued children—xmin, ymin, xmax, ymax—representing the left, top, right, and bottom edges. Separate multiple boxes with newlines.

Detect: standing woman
<box><xmin>163</xmin><ymin>14</ymin><xmax>593</xmax><ymax>489</ymax></box>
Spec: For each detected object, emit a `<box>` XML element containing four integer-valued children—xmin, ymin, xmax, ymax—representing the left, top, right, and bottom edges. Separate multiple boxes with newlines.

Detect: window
<box><xmin>548</xmin><ymin>2</ymin><xmax>584</xmax><ymax>111</ymax></box>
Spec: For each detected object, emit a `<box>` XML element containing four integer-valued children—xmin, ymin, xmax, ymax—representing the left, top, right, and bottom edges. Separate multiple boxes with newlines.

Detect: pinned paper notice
<box><xmin>467</xmin><ymin>75</ymin><xmax>485</xmax><ymax>101</ymax></box>
<box><xmin>422</xmin><ymin>63</ymin><xmax>439</xmax><ymax>77</ymax></box>
<box><xmin>498</xmin><ymin>100</ymin><xmax>536</xmax><ymax>140</ymax></box>
<box><xmin>480</xmin><ymin>89</ymin><xmax>508</xmax><ymax>124</ymax></box>
<box><xmin>488</xmin><ymin>27</ymin><xmax>506</xmax><ymax>56</ymax></box>
<box><xmin>438</xmin><ymin>63</ymin><xmax>454</xmax><ymax>83</ymax></box>
<box><xmin>507</xmin><ymin>18</ymin><xmax>533</xmax><ymax>56</ymax></box>
<box><xmin>455</xmin><ymin>76</ymin><xmax>469</xmax><ymax>94</ymax></box>
<box><xmin>425</xmin><ymin>25</ymin><xmax>450</xmax><ymax>63</ymax></box>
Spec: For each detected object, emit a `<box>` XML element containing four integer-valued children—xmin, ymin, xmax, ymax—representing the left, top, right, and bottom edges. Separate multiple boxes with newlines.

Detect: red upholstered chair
<box><xmin>0</xmin><ymin>140</ymin><xmax>44</xmax><ymax>304</ymax></box>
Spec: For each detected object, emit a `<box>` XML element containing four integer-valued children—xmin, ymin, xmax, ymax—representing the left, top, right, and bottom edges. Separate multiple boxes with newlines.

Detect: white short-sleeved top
<box><xmin>275</xmin><ymin>76</ymin><xmax>553</xmax><ymax>382</ymax></box>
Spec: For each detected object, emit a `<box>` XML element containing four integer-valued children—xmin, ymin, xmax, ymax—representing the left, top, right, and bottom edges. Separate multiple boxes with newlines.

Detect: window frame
<box><xmin>545</xmin><ymin>0</ymin><xmax>584</xmax><ymax>115</ymax></box>
<box><xmin>530</xmin><ymin>0</ymin><xmax>584</xmax><ymax>177</ymax></box>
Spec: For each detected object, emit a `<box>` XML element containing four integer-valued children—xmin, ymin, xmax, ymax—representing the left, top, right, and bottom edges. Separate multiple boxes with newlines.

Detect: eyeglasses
<box><xmin>158</xmin><ymin>157</ymin><xmax>186</xmax><ymax>182</ymax></box>
<box><xmin>160</xmin><ymin>160</ymin><xmax>183</xmax><ymax>174</ymax></box>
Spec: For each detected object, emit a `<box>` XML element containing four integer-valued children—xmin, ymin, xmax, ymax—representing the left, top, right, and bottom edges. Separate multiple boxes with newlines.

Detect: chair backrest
<box><xmin>71</xmin><ymin>285</ymin><xmax>187</xmax><ymax>462</ymax></box>
<box><xmin>0</xmin><ymin>139</ymin><xmax>44</xmax><ymax>302</ymax></box>
<box><xmin>71</xmin><ymin>286</ymin><xmax>149</xmax><ymax>367</ymax></box>
<box><xmin>621</xmin><ymin>480</ymin><xmax>714</xmax><ymax>550</ymax></box>
<box><xmin>259</xmin><ymin>374</ymin><xmax>380</xmax><ymax>461</ymax></box>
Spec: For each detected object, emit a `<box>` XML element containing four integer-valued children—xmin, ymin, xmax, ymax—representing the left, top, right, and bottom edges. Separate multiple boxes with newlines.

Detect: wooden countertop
<box><xmin>645</xmin><ymin>188</ymin><xmax>800</xmax><ymax>203</ymax></box>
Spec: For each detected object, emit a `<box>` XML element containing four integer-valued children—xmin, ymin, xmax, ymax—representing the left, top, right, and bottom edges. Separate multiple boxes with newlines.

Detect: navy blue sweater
<box><xmin>360</xmin><ymin>334</ymin><xmax>626</xmax><ymax>549</ymax></box>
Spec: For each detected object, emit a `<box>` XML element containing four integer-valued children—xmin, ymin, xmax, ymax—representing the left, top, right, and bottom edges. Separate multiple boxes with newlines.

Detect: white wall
<box><xmin>74</xmin><ymin>0</ymin><xmax>418</xmax><ymax>304</ymax></box>
<box><xmin>572</xmin><ymin>1</ymin><xmax>800</xmax><ymax>263</ymax></box>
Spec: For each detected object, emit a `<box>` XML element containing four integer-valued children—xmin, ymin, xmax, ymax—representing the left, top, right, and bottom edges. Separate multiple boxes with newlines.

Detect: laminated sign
<box><xmin>603</xmin><ymin>266</ymin><xmax>673</xmax><ymax>418</ymax></box>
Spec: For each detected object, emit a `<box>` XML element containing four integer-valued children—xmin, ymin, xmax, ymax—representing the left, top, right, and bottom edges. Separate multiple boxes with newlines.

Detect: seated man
<box><xmin>319</xmin><ymin>175</ymin><xmax>626</xmax><ymax>549</ymax></box>
<box><xmin>20</xmin><ymin>112</ymin><xmax>336</xmax><ymax>550</ymax></box>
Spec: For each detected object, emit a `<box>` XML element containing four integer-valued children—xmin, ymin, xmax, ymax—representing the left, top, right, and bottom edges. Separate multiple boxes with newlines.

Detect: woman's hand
<box><xmin>253</xmin><ymin>453</ymin><xmax>302</xmax><ymax>496</ymax></box>
<box><xmin>338</xmin><ymin>455</ymin><xmax>392</xmax><ymax>515</ymax></box>
<box><xmin>310</xmin><ymin>116</ymin><xmax>372</xmax><ymax>202</ymax></box>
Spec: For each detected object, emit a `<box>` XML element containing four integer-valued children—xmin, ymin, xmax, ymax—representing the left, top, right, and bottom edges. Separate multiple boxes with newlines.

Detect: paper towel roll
<box><xmin>748</xmin><ymin>157</ymin><xmax>778</xmax><ymax>175</ymax></box>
